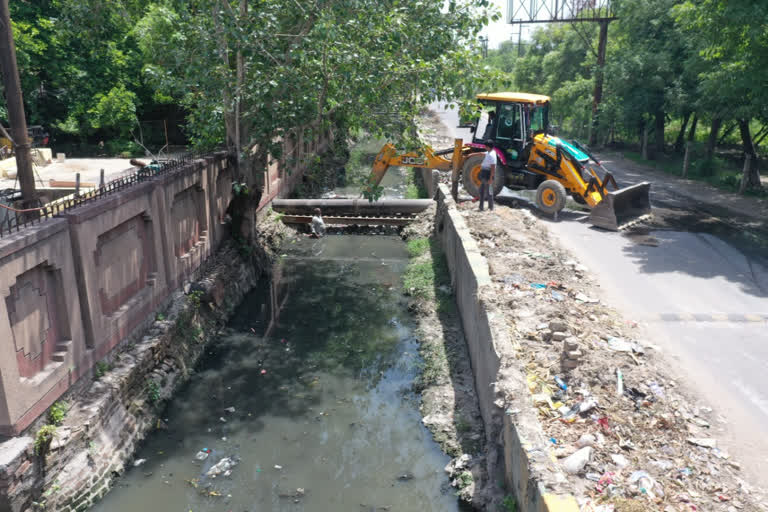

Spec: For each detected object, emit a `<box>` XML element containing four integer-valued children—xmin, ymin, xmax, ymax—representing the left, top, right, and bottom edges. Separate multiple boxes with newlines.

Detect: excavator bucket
<box><xmin>589</xmin><ymin>182</ymin><xmax>652</xmax><ymax>231</ymax></box>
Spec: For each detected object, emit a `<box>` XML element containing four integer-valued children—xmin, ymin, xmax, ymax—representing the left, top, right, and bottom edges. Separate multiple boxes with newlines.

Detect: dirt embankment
<box><xmin>400</xmin><ymin>207</ymin><xmax>501</xmax><ymax>509</ymax></box>
<box><xmin>455</xmin><ymin>201</ymin><xmax>765</xmax><ymax>512</ymax></box>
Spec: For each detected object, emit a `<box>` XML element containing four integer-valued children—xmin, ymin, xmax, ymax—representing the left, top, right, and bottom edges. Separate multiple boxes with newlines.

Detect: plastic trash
<box><xmin>648</xmin><ymin>381</ymin><xmax>665</xmax><ymax>399</ymax></box>
<box><xmin>224</xmin><ymin>406</ymin><xmax>236</xmax><ymax>413</ymax></box>
<box><xmin>616</xmin><ymin>369</ymin><xmax>624</xmax><ymax>396</ymax></box>
<box><xmin>133</xmin><ymin>458</ymin><xmax>147</xmax><ymax>467</ymax></box>
<box><xmin>551</xmin><ymin>290</ymin><xmax>565</xmax><ymax>301</ymax></box>
<box><xmin>530</xmin><ymin>283</ymin><xmax>547</xmax><ymax>289</ymax></box>
<box><xmin>206</xmin><ymin>457</ymin><xmax>238</xmax><ymax>478</ymax></box>
<box><xmin>554</xmin><ymin>376</ymin><xmax>568</xmax><ymax>391</ymax></box>
<box><xmin>562</xmin><ymin>446</ymin><xmax>592</xmax><ymax>474</ymax></box>
<box><xmin>610</xmin><ymin>453</ymin><xmax>629</xmax><ymax>468</ymax></box>
<box><xmin>575</xmin><ymin>434</ymin><xmax>596</xmax><ymax>448</ymax></box>
<box><xmin>606</xmin><ymin>337</ymin><xmax>632</xmax><ymax>352</ymax></box>
<box><xmin>687</xmin><ymin>438</ymin><xmax>717</xmax><ymax>448</ymax></box>
<box><xmin>195</xmin><ymin>451</ymin><xmax>210</xmax><ymax>461</ymax></box>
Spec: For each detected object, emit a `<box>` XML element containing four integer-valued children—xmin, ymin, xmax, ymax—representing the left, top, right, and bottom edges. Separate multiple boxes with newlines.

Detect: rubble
<box><xmin>455</xmin><ymin>203</ymin><xmax>767</xmax><ymax>511</ymax></box>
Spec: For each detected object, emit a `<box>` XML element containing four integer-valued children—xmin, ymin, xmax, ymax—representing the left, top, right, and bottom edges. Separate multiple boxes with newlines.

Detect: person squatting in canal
<box><xmin>310</xmin><ymin>208</ymin><xmax>326</xmax><ymax>237</ymax></box>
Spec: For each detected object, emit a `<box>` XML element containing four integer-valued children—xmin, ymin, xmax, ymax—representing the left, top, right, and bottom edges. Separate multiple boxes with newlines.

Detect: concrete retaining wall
<box><xmin>435</xmin><ymin>184</ymin><xmax>578</xmax><ymax>512</ymax></box>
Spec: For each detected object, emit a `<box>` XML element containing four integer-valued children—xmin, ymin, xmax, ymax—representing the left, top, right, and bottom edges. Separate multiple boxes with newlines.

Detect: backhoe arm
<box><xmin>367</xmin><ymin>143</ymin><xmax>453</xmax><ymax>190</ymax></box>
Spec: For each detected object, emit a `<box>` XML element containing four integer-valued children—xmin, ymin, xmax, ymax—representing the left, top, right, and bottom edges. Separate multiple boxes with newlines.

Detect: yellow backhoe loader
<box><xmin>367</xmin><ymin>92</ymin><xmax>651</xmax><ymax>230</ymax></box>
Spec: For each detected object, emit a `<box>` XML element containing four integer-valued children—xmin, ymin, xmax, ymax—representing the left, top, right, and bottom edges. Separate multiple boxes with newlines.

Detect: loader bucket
<box><xmin>589</xmin><ymin>182</ymin><xmax>652</xmax><ymax>231</ymax></box>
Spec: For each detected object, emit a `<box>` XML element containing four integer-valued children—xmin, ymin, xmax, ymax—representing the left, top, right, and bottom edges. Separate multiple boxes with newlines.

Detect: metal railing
<box><xmin>0</xmin><ymin>150</ymin><xmax>227</xmax><ymax>238</ymax></box>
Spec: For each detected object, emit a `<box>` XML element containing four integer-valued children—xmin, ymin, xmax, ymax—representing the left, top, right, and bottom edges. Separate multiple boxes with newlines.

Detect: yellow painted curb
<box><xmin>543</xmin><ymin>493</ymin><xmax>580</xmax><ymax>512</ymax></box>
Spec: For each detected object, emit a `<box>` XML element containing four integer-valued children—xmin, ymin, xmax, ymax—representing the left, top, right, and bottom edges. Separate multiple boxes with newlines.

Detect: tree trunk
<box><xmin>674</xmin><ymin>112</ymin><xmax>690</xmax><ymax>153</ymax></box>
<box><xmin>641</xmin><ymin>123</ymin><xmax>650</xmax><ymax>160</ymax></box>
<box><xmin>687</xmin><ymin>113</ymin><xmax>698</xmax><ymax>142</ymax></box>
<box><xmin>738</xmin><ymin>118</ymin><xmax>761</xmax><ymax>191</ymax></box>
<box><xmin>706</xmin><ymin>117</ymin><xmax>721</xmax><ymax>160</ymax></box>
<box><xmin>0</xmin><ymin>0</ymin><xmax>35</xmax><ymax>204</ymax></box>
<box><xmin>654</xmin><ymin>110</ymin><xmax>665</xmax><ymax>157</ymax></box>
<box><xmin>682</xmin><ymin>141</ymin><xmax>691</xmax><ymax>177</ymax></box>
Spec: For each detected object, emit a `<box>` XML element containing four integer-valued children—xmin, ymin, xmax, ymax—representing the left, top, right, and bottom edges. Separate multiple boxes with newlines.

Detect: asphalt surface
<box><xmin>431</xmin><ymin>102</ymin><xmax>768</xmax><ymax>492</ymax></box>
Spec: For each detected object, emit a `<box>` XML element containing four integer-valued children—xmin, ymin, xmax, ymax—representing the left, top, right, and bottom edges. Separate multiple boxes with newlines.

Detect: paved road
<box><xmin>432</xmin><ymin>103</ymin><xmax>768</xmax><ymax>491</ymax></box>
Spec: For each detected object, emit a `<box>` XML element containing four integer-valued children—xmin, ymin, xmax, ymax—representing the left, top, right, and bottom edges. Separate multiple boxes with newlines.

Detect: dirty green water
<box><xmin>91</xmin><ymin>235</ymin><xmax>463</xmax><ymax>512</ymax></box>
<box><xmin>330</xmin><ymin>137</ymin><xmax>411</xmax><ymax>199</ymax></box>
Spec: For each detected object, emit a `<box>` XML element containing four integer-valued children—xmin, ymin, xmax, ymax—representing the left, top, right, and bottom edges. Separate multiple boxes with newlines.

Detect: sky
<box><xmin>482</xmin><ymin>0</ymin><xmax>535</xmax><ymax>49</ymax></box>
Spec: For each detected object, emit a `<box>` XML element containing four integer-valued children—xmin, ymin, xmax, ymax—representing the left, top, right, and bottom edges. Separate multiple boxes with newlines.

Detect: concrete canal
<box><xmin>91</xmin><ymin>234</ymin><xmax>466</xmax><ymax>512</ymax></box>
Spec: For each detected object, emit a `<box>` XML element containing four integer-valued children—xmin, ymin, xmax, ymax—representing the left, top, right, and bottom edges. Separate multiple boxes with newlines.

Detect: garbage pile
<box><xmin>458</xmin><ymin>204</ymin><xmax>766</xmax><ymax>511</ymax></box>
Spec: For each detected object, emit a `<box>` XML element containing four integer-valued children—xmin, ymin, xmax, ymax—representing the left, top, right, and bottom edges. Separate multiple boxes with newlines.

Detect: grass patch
<box><xmin>406</xmin><ymin>238</ymin><xmax>430</xmax><ymax>258</ymax></box>
<box><xmin>405</xmin><ymin>168</ymin><xmax>429</xmax><ymax>199</ymax></box>
<box><xmin>403</xmin><ymin>238</ymin><xmax>449</xmax><ymax>299</ymax></box>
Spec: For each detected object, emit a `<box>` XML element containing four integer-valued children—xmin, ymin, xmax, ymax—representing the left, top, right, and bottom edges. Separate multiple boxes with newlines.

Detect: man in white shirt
<box><xmin>310</xmin><ymin>208</ymin><xmax>326</xmax><ymax>237</ymax></box>
<box><xmin>479</xmin><ymin>145</ymin><xmax>497</xmax><ymax>211</ymax></box>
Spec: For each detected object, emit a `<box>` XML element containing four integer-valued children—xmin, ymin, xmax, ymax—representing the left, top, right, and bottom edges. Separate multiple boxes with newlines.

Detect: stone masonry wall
<box><xmin>0</xmin><ymin>236</ymin><xmax>281</xmax><ymax>512</ymax></box>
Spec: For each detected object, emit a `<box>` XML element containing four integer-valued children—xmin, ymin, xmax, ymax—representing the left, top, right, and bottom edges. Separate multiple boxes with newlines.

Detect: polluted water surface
<box><xmin>91</xmin><ymin>235</ymin><xmax>467</xmax><ymax>512</ymax></box>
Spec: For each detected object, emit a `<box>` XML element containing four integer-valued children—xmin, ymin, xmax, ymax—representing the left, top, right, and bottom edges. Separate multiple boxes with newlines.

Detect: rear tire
<box><xmin>536</xmin><ymin>180</ymin><xmax>567</xmax><ymax>215</ymax></box>
<box><xmin>461</xmin><ymin>153</ymin><xmax>504</xmax><ymax>198</ymax></box>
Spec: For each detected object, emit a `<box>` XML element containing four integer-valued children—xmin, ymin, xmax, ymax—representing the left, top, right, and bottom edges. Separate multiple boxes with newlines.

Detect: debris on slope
<box><xmin>456</xmin><ymin>202</ymin><xmax>766</xmax><ymax>512</ymax></box>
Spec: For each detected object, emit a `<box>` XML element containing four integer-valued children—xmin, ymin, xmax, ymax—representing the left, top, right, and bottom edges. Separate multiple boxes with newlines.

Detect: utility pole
<box><xmin>588</xmin><ymin>19</ymin><xmax>610</xmax><ymax>146</ymax></box>
<box><xmin>508</xmin><ymin>0</ymin><xmax>616</xmax><ymax>146</ymax></box>
<box><xmin>0</xmin><ymin>0</ymin><xmax>35</xmax><ymax>204</ymax></box>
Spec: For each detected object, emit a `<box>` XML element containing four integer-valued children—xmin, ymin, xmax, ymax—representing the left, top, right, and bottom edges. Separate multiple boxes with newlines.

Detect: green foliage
<box><xmin>47</xmin><ymin>401</ymin><xmax>69</xmax><ymax>426</ymax></box>
<box><xmin>501</xmin><ymin>495</ymin><xmax>518</xmax><ymax>512</ymax></box>
<box><xmin>34</xmin><ymin>425</ymin><xmax>58</xmax><ymax>456</ymax></box>
<box><xmin>187</xmin><ymin>290</ymin><xmax>204</xmax><ymax>310</ymax></box>
<box><xmin>146</xmin><ymin>380</ymin><xmax>160</xmax><ymax>403</ymax></box>
<box><xmin>457</xmin><ymin>471</ymin><xmax>473</xmax><ymax>489</ymax></box>
<box><xmin>406</xmin><ymin>238</ymin><xmax>430</xmax><ymax>258</ymax></box>
<box><xmin>232</xmin><ymin>182</ymin><xmax>250</xmax><ymax>197</ymax></box>
<box><xmin>94</xmin><ymin>361</ymin><xmax>111</xmax><ymax>379</ymax></box>
<box><xmin>88</xmin><ymin>84</ymin><xmax>138</xmax><ymax>135</ymax></box>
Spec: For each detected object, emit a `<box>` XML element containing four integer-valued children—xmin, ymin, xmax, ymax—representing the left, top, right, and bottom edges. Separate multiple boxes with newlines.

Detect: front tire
<box><xmin>536</xmin><ymin>180</ymin><xmax>567</xmax><ymax>215</ymax></box>
<box><xmin>461</xmin><ymin>153</ymin><xmax>504</xmax><ymax>198</ymax></box>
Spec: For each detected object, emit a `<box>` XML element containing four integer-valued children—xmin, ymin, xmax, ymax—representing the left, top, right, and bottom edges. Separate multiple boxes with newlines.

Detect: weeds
<box><xmin>501</xmin><ymin>495</ymin><xmax>518</xmax><ymax>512</ymax></box>
<box><xmin>406</xmin><ymin>238</ymin><xmax>430</xmax><ymax>258</ymax></box>
<box><xmin>34</xmin><ymin>425</ymin><xmax>58</xmax><ymax>456</ymax></box>
<box><xmin>187</xmin><ymin>290</ymin><xmax>204</xmax><ymax>310</ymax></box>
<box><xmin>94</xmin><ymin>361</ymin><xmax>111</xmax><ymax>379</ymax></box>
<box><xmin>457</xmin><ymin>471</ymin><xmax>473</xmax><ymax>489</ymax></box>
<box><xmin>156</xmin><ymin>313</ymin><xmax>166</xmax><ymax>321</ymax></box>
<box><xmin>146</xmin><ymin>380</ymin><xmax>160</xmax><ymax>403</ymax></box>
<box><xmin>47</xmin><ymin>401</ymin><xmax>69</xmax><ymax>426</ymax></box>
<box><xmin>403</xmin><ymin>238</ymin><xmax>450</xmax><ymax>300</ymax></box>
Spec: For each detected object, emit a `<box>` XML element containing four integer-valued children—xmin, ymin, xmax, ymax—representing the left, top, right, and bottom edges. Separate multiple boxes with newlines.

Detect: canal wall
<box><xmin>0</xmin><ymin>239</ymin><xmax>282</xmax><ymax>512</ymax></box>
<box><xmin>0</xmin><ymin>126</ymin><xmax>331</xmax><ymax>512</ymax></box>
<box><xmin>434</xmin><ymin>184</ymin><xmax>579</xmax><ymax>512</ymax></box>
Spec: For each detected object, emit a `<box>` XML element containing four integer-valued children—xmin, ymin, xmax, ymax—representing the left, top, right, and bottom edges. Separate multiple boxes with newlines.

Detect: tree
<box><xmin>133</xmin><ymin>0</ymin><xmax>498</xmax><ymax>164</ymax></box>
<box><xmin>676</xmin><ymin>0</ymin><xmax>766</xmax><ymax>190</ymax></box>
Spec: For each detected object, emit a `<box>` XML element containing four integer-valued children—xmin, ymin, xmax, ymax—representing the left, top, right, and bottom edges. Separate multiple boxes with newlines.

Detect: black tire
<box><xmin>536</xmin><ymin>180</ymin><xmax>567</xmax><ymax>215</ymax></box>
<box><xmin>461</xmin><ymin>153</ymin><xmax>504</xmax><ymax>198</ymax></box>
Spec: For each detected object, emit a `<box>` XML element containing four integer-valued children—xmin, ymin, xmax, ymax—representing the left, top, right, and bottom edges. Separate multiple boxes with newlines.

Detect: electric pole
<box><xmin>0</xmin><ymin>0</ymin><xmax>35</xmax><ymax>204</ymax></box>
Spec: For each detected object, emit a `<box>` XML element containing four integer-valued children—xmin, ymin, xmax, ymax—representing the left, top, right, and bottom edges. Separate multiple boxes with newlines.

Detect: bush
<box><xmin>47</xmin><ymin>401</ymin><xmax>69</xmax><ymax>426</ymax></box>
<box><xmin>104</xmin><ymin>139</ymin><xmax>142</xmax><ymax>157</ymax></box>
<box><xmin>34</xmin><ymin>425</ymin><xmax>58</xmax><ymax>456</ymax></box>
